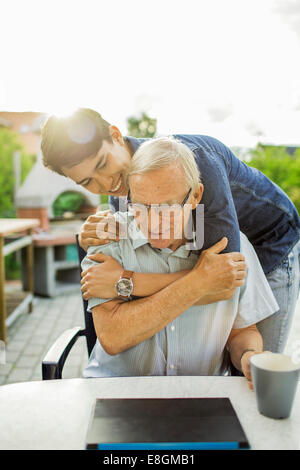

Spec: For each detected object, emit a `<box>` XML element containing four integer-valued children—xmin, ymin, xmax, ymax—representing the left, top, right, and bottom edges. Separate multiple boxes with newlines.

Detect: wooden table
<box><xmin>0</xmin><ymin>218</ymin><xmax>40</xmax><ymax>342</ymax></box>
<box><xmin>0</xmin><ymin>376</ymin><xmax>299</xmax><ymax>450</ymax></box>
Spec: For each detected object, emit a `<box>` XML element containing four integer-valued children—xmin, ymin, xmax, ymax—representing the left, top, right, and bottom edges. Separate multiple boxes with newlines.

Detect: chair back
<box><xmin>75</xmin><ymin>234</ymin><xmax>97</xmax><ymax>356</ymax></box>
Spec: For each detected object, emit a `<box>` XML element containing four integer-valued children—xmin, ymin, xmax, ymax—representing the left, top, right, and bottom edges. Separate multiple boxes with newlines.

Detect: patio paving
<box><xmin>0</xmin><ymin>288</ymin><xmax>300</xmax><ymax>386</ymax></box>
<box><xmin>0</xmin><ymin>287</ymin><xmax>88</xmax><ymax>385</ymax></box>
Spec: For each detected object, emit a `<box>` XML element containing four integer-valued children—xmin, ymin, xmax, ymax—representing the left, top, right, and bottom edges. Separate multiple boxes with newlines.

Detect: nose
<box><xmin>148</xmin><ymin>209</ymin><xmax>163</xmax><ymax>232</ymax></box>
<box><xmin>96</xmin><ymin>175</ymin><xmax>113</xmax><ymax>193</ymax></box>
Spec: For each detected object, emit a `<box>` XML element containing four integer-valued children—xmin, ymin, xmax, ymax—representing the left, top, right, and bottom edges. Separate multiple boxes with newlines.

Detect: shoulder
<box><xmin>173</xmin><ymin>134</ymin><xmax>229</xmax><ymax>154</ymax></box>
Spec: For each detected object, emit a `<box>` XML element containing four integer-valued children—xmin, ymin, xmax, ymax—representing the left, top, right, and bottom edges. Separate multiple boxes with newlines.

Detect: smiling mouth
<box><xmin>110</xmin><ymin>176</ymin><xmax>122</xmax><ymax>193</ymax></box>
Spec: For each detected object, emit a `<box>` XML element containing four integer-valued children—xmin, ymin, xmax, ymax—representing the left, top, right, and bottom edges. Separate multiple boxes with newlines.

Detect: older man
<box><xmin>81</xmin><ymin>136</ymin><xmax>278</xmax><ymax>385</ymax></box>
<box><xmin>42</xmin><ymin>109</ymin><xmax>300</xmax><ymax>354</ymax></box>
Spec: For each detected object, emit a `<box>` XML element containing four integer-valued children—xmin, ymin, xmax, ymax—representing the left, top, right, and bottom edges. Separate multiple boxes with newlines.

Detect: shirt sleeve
<box><xmin>81</xmin><ymin>241</ymin><xmax>123</xmax><ymax>313</ymax></box>
<box><xmin>193</xmin><ymin>144</ymin><xmax>240</xmax><ymax>254</ymax></box>
<box><xmin>232</xmin><ymin>233</ymin><xmax>279</xmax><ymax>329</ymax></box>
<box><xmin>108</xmin><ymin>196</ymin><xmax>128</xmax><ymax>213</ymax></box>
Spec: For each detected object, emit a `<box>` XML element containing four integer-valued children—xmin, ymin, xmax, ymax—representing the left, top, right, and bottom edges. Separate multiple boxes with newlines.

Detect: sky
<box><xmin>0</xmin><ymin>0</ymin><xmax>300</xmax><ymax>147</ymax></box>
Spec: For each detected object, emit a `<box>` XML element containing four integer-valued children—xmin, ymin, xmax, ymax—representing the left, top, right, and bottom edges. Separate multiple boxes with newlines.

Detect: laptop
<box><xmin>85</xmin><ymin>397</ymin><xmax>250</xmax><ymax>450</ymax></box>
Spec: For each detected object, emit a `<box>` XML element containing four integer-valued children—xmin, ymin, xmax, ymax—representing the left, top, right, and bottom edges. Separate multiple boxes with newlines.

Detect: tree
<box><xmin>127</xmin><ymin>112</ymin><xmax>157</xmax><ymax>138</ymax></box>
<box><xmin>0</xmin><ymin>128</ymin><xmax>36</xmax><ymax>278</ymax></box>
<box><xmin>245</xmin><ymin>144</ymin><xmax>300</xmax><ymax>214</ymax></box>
<box><xmin>0</xmin><ymin>128</ymin><xmax>36</xmax><ymax>218</ymax></box>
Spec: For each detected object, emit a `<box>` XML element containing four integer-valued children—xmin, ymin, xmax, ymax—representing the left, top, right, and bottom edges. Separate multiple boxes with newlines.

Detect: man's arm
<box><xmin>82</xmin><ymin>256</ymin><xmax>237</xmax><ymax>304</ymax></box>
<box><xmin>226</xmin><ymin>325</ymin><xmax>264</xmax><ymax>388</ymax></box>
<box><xmin>92</xmin><ymin>269</ymin><xmax>213</xmax><ymax>356</ymax></box>
<box><xmin>91</xmin><ymin>238</ymin><xmax>245</xmax><ymax>356</ymax></box>
<box><xmin>133</xmin><ymin>271</ymin><xmax>237</xmax><ymax>303</ymax></box>
<box><xmin>226</xmin><ymin>325</ymin><xmax>263</xmax><ymax>371</ymax></box>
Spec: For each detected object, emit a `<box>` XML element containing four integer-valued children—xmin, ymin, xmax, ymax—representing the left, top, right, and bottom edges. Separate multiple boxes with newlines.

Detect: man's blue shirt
<box><xmin>110</xmin><ymin>134</ymin><xmax>300</xmax><ymax>274</ymax></box>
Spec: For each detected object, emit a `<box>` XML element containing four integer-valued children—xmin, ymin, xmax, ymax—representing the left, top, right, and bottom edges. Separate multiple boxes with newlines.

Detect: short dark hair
<box><xmin>41</xmin><ymin>108</ymin><xmax>112</xmax><ymax>175</ymax></box>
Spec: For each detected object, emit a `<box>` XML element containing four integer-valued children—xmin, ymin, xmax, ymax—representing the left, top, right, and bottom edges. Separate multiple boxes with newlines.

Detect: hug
<box><xmin>41</xmin><ymin>108</ymin><xmax>300</xmax><ymax>386</ymax></box>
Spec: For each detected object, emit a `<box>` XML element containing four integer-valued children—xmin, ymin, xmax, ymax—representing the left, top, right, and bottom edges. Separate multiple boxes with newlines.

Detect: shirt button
<box><xmin>170</xmin><ymin>364</ymin><xmax>175</xmax><ymax>369</ymax></box>
<box><xmin>170</xmin><ymin>325</ymin><xmax>175</xmax><ymax>331</ymax></box>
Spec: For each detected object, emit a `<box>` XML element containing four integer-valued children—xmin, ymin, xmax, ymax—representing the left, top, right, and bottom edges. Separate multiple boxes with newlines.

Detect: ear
<box><xmin>109</xmin><ymin>125</ymin><xmax>124</xmax><ymax>145</ymax></box>
<box><xmin>191</xmin><ymin>183</ymin><xmax>204</xmax><ymax>209</ymax></box>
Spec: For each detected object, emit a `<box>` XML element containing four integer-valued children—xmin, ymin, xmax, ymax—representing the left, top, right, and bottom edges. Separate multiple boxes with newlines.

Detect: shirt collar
<box><xmin>127</xmin><ymin>216</ymin><xmax>149</xmax><ymax>249</ymax></box>
<box><xmin>124</xmin><ymin>136</ymin><xmax>150</xmax><ymax>154</ymax></box>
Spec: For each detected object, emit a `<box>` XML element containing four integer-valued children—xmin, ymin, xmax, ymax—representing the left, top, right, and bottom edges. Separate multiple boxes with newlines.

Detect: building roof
<box><xmin>15</xmin><ymin>150</ymin><xmax>99</xmax><ymax>215</ymax></box>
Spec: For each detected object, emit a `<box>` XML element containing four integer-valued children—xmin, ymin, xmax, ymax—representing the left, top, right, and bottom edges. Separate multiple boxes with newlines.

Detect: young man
<box><xmin>41</xmin><ymin>108</ymin><xmax>300</xmax><ymax>353</ymax></box>
<box><xmin>80</xmin><ymin>136</ymin><xmax>278</xmax><ymax>384</ymax></box>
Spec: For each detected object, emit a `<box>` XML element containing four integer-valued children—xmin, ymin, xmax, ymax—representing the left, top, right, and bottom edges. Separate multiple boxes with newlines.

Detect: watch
<box><xmin>115</xmin><ymin>270</ymin><xmax>134</xmax><ymax>299</ymax></box>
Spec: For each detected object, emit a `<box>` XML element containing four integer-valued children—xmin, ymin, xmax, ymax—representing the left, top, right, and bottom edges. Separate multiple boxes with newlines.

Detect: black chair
<box><xmin>42</xmin><ymin>235</ymin><xmax>97</xmax><ymax>380</ymax></box>
<box><xmin>42</xmin><ymin>235</ymin><xmax>242</xmax><ymax>379</ymax></box>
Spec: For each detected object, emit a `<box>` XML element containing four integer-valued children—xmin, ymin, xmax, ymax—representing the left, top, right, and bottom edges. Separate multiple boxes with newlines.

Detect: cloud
<box><xmin>273</xmin><ymin>0</ymin><xmax>300</xmax><ymax>38</ymax></box>
<box><xmin>206</xmin><ymin>105</ymin><xmax>233</xmax><ymax>123</ymax></box>
<box><xmin>244</xmin><ymin>121</ymin><xmax>265</xmax><ymax>138</ymax></box>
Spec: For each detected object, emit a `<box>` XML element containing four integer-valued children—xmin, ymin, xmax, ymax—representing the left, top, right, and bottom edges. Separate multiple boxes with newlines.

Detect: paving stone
<box><xmin>28</xmin><ymin>335</ymin><xmax>51</xmax><ymax>346</ymax></box>
<box><xmin>5</xmin><ymin>340</ymin><xmax>27</xmax><ymax>353</ymax></box>
<box><xmin>12</xmin><ymin>330</ymin><xmax>36</xmax><ymax>343</ymax></box>
<box><xmin>19</xmin><ymin>343</ymin><xmax>46</xmax><ymax>356</ymax></box>
<box><xmin>5</xmin><ymin>349</ymin><xmax>22</xmax><ymax>363</ymax></box>
<box><xmin>31</xmin><ymin>364</ymin><xmax>43</xmax><ymax>377</ymax></box>
<box><xmin>62</xmin><ymin>365</ymin><xmax>83</xmax><ymax>379</ymax></box>
<box><xmin>30</xmin><ymin>371</ymin><xmax>43</xmax><ymax>382</ymax></box>
<box><xmin>0</xmin><ymin>363</ymin><xmax>14</xmax><ymax>376</ymax></box>
<box><xmin>0</xmin><ymin>375</ymin><xmax>7</xmax><ymax>385</ymax></box>
<box><xmin>63</xmin><ymin>354</ymin><xmax>84</xmax><ymax>368</ymax></box>
<box><xmin>16</xmin><ymin>355</ymin><xmax>40</xmax><ymax>368</ymax></box>
<box><xmin>5</xmin><ymin>368</ymin><xmax>33</xmax><ymax>384</ymax></box>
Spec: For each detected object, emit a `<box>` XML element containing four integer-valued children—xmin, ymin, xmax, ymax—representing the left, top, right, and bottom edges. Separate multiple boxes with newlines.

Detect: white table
<box><xmin>0</xmin><ymin>376</ymin><xmax>299</xmax><ymax>450</ymax></box>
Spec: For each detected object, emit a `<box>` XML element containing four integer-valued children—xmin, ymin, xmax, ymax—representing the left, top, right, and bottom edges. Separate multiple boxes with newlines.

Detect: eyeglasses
<box><xmin>126</xmin><ymin>188</ymin><xmax>192</xmax><ymax>215</ymax></box>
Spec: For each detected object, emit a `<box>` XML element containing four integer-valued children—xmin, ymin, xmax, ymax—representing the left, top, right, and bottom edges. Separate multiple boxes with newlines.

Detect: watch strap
<box><xmin>121</xmin><ymin>270</ymin><xmax>133</xmax><ymax>280</ymax></box>
<box><xmin>116</xmin><ymin>270</ymin><xmax>134</xmax><ymax>300</ymax></box>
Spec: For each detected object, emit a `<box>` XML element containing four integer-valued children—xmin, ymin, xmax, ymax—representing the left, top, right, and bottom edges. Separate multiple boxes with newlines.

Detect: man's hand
<box><xmin>78</xmin><ymin>210</ymin><xmax>125</xmax><ymax>251</ymax></box>
<box><xmin>193</xmin><ymin>237</ymin><xmax>246</xmax><ymax>298</ymax></box>
<box><xmin>81</xmin><ymin>253</ymin><xmax>123</xmax><ymax>299</ymax></box>
<box><xmin>241</xmin><ymin>350</ymin><xmax>271</xmax><ymax>390</ymax></box>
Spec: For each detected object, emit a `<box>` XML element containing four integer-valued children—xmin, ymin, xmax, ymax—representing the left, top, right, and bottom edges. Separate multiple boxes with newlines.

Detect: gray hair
<box><xmin>126</xmin><ymin>136</ymin><xmax>201</xmax><ymax>190</ymax></box>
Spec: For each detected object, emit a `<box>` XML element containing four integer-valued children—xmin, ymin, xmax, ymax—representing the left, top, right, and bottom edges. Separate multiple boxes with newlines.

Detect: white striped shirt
<box><xmin>82</xmin><ymin>212</ymin><xmax>278</xmax><ymax>378</ymax></box>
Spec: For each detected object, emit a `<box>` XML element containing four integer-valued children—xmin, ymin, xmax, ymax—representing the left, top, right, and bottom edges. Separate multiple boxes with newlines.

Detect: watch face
<box><xmin>117</xmin><ymin>278</ymin><xmax>133</xmax><ymax>296</ymax></box>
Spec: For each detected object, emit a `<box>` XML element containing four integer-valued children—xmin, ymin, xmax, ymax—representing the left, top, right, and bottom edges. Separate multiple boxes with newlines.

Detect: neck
<box><xmin>168</xmin><ymin>235</ymin><xmax>187</xmax><ymax>251</ymax></box>
<box><xmin>124</xmin><ymin>138</ymin><xmax>134</xmax><ymax>158</ymax></box>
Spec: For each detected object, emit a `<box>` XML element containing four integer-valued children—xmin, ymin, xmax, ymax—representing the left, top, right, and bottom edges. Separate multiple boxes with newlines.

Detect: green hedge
<box><xmin>245</xmin><ymin>145</ymin><xmax>300</xmax><ymax>215</ymax></box>
<box><xmin>52</xmin><ymin>191</ymin><xmax>85</xmax><ymax>216</ymax></box>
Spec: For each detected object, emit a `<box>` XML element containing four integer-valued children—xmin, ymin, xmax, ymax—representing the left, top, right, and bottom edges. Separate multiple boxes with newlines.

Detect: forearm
<box><xmin>132</xmin><ymin>270</ymin><xmax>189</xmax><ymax>297</ymax></box>
<box><xmin>94</xmin><ymin>269</ymin><xmax>207</xmax><ymax>355</ymax></box>
<box><xmin>133</xmin><ymin>271</ymin><xmax>233</xmax><ymax>304</ymax></box>
<box><xmin>193</xmin><ymin>290</ymin><xmax>236</xmax><ymax>305</ymax></box>
<box><xmin>227</xmin><ymin>326</ymin><xmax>263</xmax><ymax>372</ymax></box>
